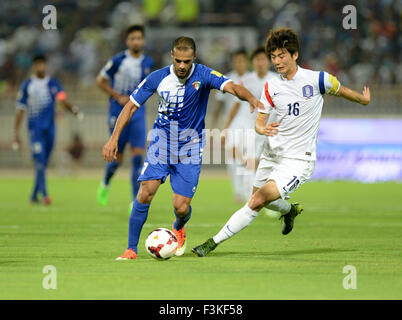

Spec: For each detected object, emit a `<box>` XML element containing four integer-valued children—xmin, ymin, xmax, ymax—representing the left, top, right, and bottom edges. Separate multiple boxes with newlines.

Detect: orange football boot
<box><xmin>172</xmin><ymin>225</ymin><xmax>187</xmax><ymax>256</ymax></box>
<box><xmin>116</xmin><ymin>248</ymin><xmax>137</xmax><ymax>260</ymax></box>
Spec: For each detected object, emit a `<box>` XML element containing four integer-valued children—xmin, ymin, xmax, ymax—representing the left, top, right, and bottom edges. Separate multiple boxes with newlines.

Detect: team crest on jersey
<box><xmin>192</xmin><ymin>81</ymin><xmax>201</xmax><ymax>90</ymax></box>
<box><xmin>302</xmin><ymin>85</ymin><xmax>313</xmax><ymax>98</ymax></box>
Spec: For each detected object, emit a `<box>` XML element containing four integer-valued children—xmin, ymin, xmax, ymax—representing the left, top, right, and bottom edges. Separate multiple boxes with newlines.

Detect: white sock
<box><xmin>213</xmin><ymin>204</ymin><xmax>259</xmax><ymax>244</ymax></box>
<box><xmin>266</xmin><ymin>199</ymin><xmax>291</xmax><ymax>216</ymax></box>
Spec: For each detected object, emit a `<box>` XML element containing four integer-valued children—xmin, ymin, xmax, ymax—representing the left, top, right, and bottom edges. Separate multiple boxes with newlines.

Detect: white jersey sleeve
<box><xmin>259</xmin><ymin>82</ymin><xmax>275</xmax><ymax>114</ymax></box>
<box><xmin>319</xmin><ymin>71</ymin><xmax>341</xmax><ymax>95</ymax></box>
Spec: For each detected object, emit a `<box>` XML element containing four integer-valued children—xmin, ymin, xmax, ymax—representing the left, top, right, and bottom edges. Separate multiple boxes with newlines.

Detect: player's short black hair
<box><xmin>251</xmin><ymin>46</ymin><xmax>267</xmax><ymax>60</ymax></box>
<box><xmin>32</xmin><ymin>54</ymin><xmax>46</xmax><ymax>63</ymax></box>
<box><xmin>125</xmin><ymin>25</ymin><xmax>145</xmax><ymax>38</ymax></box>
<box><xmin>265</xmin><ymin>28</ymin><xmax>299</xmax><ymax>57</ymax></box>
<box><xmin>231</xmin><ymin>48</ymin><xmax>248</xmax><ymax>60</ymax></box>
<box><xmin>172</xmin><ymin>36</ymin><xmax>196</xmax><ymax>53</ymax></box>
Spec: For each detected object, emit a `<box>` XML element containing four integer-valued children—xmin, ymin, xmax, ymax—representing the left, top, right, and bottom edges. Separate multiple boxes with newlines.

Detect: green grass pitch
<box><xmin>1</xmin><ymin>174</ymin><xmax>401</xmax><ymax>299</ymax></box>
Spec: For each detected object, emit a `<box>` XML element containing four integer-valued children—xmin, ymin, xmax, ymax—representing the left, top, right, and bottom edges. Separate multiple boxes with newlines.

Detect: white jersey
<box><xmin>259</xmin><ymin>66</ymin><xmax>341</xmax><ymax>161</ymax></box>
<box><xmin>215</xmin><ymin>70</ymin><xmax>251</xmax><ymax>128</ymax></box>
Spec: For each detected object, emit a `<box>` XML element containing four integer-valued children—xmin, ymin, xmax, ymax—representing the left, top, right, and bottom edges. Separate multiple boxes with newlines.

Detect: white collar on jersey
<box><xmin>125</xmin><ymin>49</ymin><xmax>144</xmax><ymax>60</ymax></box>
<box><xmin>170</xmin><ymin>63</ymin><xmax>195</xmax><ymax>84</ymax></box>
<box><xmin>279</xmin><ymin>65</ymin><xmax>302</xmax><ymax>81</ymax></box>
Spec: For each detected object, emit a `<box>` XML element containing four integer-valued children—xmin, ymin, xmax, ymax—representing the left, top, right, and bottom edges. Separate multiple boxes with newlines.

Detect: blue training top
<box><xmin>100</xmin><ymin>50</ymin><xmax>154</xmax><ymax>124</ymax></box>
<box><xmin>16</xmin><ymin>75</ymin><xmax>64</xmax><ymax>130</ymax></box>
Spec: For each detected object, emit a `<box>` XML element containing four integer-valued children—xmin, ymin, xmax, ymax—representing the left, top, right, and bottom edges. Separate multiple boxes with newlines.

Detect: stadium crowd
<box><xmin>0</xmin><ymin>0</ymin><xmax>400</xmax><ymax>91</ymax></box>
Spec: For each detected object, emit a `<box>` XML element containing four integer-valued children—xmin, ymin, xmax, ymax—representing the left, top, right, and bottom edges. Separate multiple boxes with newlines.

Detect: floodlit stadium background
<box><xmin>0</xmin><ymin>0</ymin><xmax>400</xmax><ymax>181</ymax></box>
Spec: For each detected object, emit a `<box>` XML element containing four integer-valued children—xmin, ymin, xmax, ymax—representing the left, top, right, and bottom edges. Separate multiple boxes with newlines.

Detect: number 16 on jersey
<box><xmin>287</xmin><ymin>102</ymin><xmax>300</xmax><ymax>116</ymax></box>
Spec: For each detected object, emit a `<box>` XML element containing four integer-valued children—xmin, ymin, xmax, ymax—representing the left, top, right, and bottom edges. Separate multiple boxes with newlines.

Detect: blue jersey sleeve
<box><xmin>100</xmin><ymin>53</ymin><xmax>125</xmax><ymax>80</ymax></box>
<box><xmin>50</xmin><ymin>78</ymin><xmax>63</xmax><ymax>93</ymax></box>
<box><xmin>130</xmin><ymin>70</ymin><xmax>162</xmax><ymax>107</ymax></box>
<box><xmin>202</xmin><ymin>66</ymin><xmax>232</xmax><ymax>92</ymax></box>
<box><xmin>16</xmin><ymin>79</ymin><xmax>30</xmax><ymax>109</ymax></box>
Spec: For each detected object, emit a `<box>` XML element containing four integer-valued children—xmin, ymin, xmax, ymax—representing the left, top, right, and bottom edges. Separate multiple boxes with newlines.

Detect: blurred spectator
<box><xmin>65</xmin><ymin>133</ymin><xmax>85</xmax><ymax>164</ymax></box>
<box><xmin>0</xmin><ymin>0</ymin><xmax>400</xmax><ymax>87</ymax></box>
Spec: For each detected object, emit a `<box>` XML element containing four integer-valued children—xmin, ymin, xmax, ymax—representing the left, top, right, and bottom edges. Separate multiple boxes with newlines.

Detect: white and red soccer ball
<box><xmin>145</xmin><ymin>228</ymin><xmax>178</xmax><ymax>260</ymax></box>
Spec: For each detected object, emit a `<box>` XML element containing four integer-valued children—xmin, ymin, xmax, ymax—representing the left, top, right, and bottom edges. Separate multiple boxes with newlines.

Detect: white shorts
<box><xmin>254</xmin><ymin>153</ymin><xmax>315</xmax><ymax>199</ymax></box>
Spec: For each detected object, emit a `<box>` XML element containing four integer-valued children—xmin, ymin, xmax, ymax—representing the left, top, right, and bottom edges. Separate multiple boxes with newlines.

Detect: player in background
<box><xmin>102</xmin><ymin>36</ymin><xmax>264</xmax><ymax>260</ymax></box>
<box><xmin>13</xmin><ymin>54</ymin><xmax>82</xmax><ymax>204</ymax></box>
<box><xmin>223</xmin><ymin>47</ymin><xmax>276</xmax><ymax>205</ymax></box>
<box><xmin>212</xmin><ymin>49</ymin><xmax>250</xmax><ymax>203</ymax></box>
<box><xmin>192</xmin><ymin>28</ymin><xmax>371</xmax><ymax>257</ymax></box>
<box><xmin>96</xmin><ymin>25</ymin><xmax>154</xmax><ymax>209</ymax></box>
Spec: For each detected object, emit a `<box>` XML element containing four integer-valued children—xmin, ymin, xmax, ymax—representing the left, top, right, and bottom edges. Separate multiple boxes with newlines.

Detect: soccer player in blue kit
<box><xmin>102</xmin><ymin>37</ymin><xmax>264</xmax><ymax>260</ymax></box>
<box><xmin>13</xmin><ymin>54</ymin><xmax>82</xmax><ymax>204</ymax></box>
<box><xmin>96</xmin><ymin>25</ymin><xmax>154</xmax><ymax>208</ymax></box>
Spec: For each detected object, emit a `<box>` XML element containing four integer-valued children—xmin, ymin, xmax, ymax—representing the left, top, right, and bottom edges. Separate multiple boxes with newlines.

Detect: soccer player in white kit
<box><xmin>192</xmin><ymin>28</ymin><xmax>371</xmax><ymax>257</ymax></box>
<box><xmin>223</xmin><ymin>47</ymin><xmax>276</xmax><ymax>202</ymax></box>
<box><xmin>213</xmin><ymin>49</ymin><xmax>251</xmax><ymax>203</ymax></box>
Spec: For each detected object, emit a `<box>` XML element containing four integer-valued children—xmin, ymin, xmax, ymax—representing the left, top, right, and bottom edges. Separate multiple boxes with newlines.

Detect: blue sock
<box><xmin>35</xmin><ymin>162</ymin><xmax>47</xmax><ymax>198</ymax></box>
<box><xmin>128</xmin><ymin>199</ymin><xmax>150</xmax><ymax>253</ymax></box>
<box><xmin>104</xmin><ymin>161</ymin><xmax>120</xmax><ymax>186</ymax></box>
<box><xmin>31</xmin><ymin>169</ymin><xmax>40</xmax><ymax>201</ymax></box>
<box><xmin>131</xmin><ymin>155</ymin><xmax>143</xmax><ymax>200</ymax></box>
<box><xmin>174</xmin><ymin>205</ymin><xmax>192</xmax><ymax>231</ymax></box>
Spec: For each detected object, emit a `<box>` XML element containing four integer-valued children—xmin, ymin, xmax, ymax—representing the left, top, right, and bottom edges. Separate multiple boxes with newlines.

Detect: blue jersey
<box><xmin>16</xmin><ymin>76</ymin><xmax>64</xmax><ymax>130</ymax></box>
<box><xmin>100</xmin><ymin>50</ymin><xmax>154</xmax><ymax>125</ymax></box>
<box><xmin>133</xmin><ymin>63</ymin><xmax>231</xmax><ymax>195</ymax></box>
<box><xmin>130</xmin><ymin>63</ymin><xmax>231</xmax><ymax>149</ymax></box>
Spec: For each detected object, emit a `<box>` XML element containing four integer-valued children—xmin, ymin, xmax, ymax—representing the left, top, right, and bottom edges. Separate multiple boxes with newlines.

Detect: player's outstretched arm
<box><xmin>59</xmin><ymin>98</ymin><xmax>83</xmax><ymax>120</ymax></box>
<box><xmin>102</xmin><ymin>100</ymin><xmax>138</xmax><ymax>162</ymax></box>
<box><xmin>336</xmin><ymin>85</ymin><xmax>370</xmax><ymax>105</ymax></box>
<box><xmin>223</xmin><ymin>82</ymin><xmax>265</xmax><ymax>112</ymax></box>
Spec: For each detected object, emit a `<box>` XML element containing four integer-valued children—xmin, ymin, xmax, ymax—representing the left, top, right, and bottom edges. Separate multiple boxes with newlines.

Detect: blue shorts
<box><xmin>109</xmin><ymin>113</ymin><xmax>146</xmax><ymax>152</ymax></box>
<box><xmin>29</xmin><ymin>125</ymin><xmax>55</xmax><ymax>167</ymax></box>
<box><xmin>138</xmin><ymin>159</ymin><xmax>202</xmax><ymax>198</ymax></box>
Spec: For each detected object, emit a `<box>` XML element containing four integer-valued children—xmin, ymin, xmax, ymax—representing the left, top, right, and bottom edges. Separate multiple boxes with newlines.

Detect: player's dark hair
<box><xmin>230</xmin><ymin>48</ymin><xmax>248</xmax><ymax>60</ymax></box>
<box><xmin>125</xmin><ymin>25</ymin><xmax>145</xmax><ymax>38</ymax></box>
<box><xmin>251</xmin><ymin>46</ymin><xmax>267</xmax><ymax>60</ymax></box>
<box><xmin>172</xmin><ymin>36</ymin><xmax>196</xmax><ymax>53</ymax></box>
<box><xmin>32</xmin><ymin>54</ymin><xmax>46</xmax><ymax>63</ymax></box>
<box><xmin>265</xmin><ymin>28</ymin><xmax>299</xmax><ymax>57</ymax></box>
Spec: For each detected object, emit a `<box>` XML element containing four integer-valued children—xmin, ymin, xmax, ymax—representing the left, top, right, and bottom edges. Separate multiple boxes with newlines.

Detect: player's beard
<box><xmin>175</xmin><ymin>67</ymin><xmax>190</xmax><ymax>79</ymax></box>
<box><xmin>176</xmin><ymin>71</ymin><xmax>188</xmax><ymax>79</ymax></box>
<box><xmin>130</xmin><ymin>46</ymin><xmax>142</xmax><ymax>56</ymax></box>
<box><xmin>35</xmin><ymin>71</ymin><xmax>46</xmax><ymax>78</ymax></box>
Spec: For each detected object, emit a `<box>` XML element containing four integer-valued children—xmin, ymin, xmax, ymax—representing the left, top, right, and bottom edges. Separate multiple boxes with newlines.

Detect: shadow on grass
<box><xmin>209</xmin><ymin>247</ymin><xmax>357</xmax><ymax>258</ymax></box>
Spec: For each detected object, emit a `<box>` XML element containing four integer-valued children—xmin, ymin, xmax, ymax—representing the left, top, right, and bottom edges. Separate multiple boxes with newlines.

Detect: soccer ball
<box><xmin>145</xmin><ymin>228</ymin><xmax>178</xmax><ymax>260</ymax></box>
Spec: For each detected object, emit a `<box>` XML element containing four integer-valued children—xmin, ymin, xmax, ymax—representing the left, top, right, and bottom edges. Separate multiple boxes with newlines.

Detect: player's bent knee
<box><xmin>248</xmin><ymin>192</ymin><xmax>266</xmax><ymax>211</ymax></box>
<box><xmin>173</xmin><ymin>202</ymin><xmax>190</xmax><ymax>217</ymax></box>
<box><xmin>130</xmin><ymin>147</ymin><xmax>143</xmax><ymax>157</ymax></box>
<box><xmin>172</xmin><ymin>197</ymin><xmax>191</xmax><ymax>217</ymax></box>
<box><xmin>137</xmin><ymin>183</ymin><xmax>157</xmax><ymax>204</ymax></box>
<box><xmin>260</xmin><ymin>180</ymin><xmax>281</xmax><ymax>202</ymax></box>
